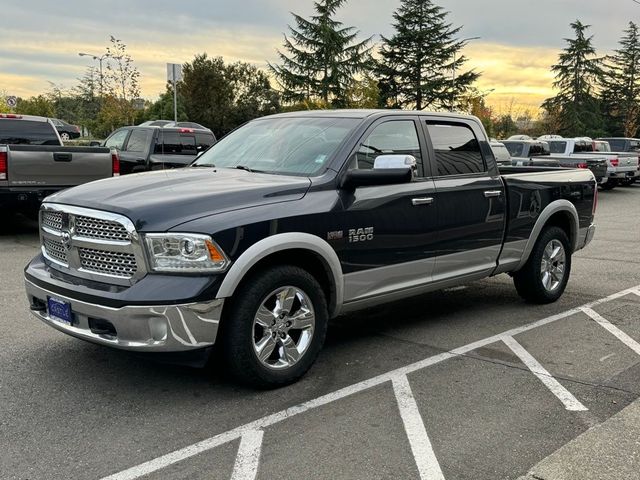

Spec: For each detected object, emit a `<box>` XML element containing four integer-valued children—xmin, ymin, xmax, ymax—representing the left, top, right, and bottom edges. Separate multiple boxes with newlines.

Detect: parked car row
<box><xmin>491</xmin><ymin>135</ymin><xmax>640</xmax><ymax>190</ymax></box>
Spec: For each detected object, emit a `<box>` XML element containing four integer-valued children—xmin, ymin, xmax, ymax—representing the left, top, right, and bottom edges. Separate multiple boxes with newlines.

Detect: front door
<box><xmin>340</xmin><ymin>117</ymin><xmax>440</xmax><ymax>304</ymax></box>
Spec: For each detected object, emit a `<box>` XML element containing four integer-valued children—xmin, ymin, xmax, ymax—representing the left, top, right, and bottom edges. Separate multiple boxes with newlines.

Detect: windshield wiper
<box><xmin>191</xmin><ymin>163</ymin><xmax>216</xmax><ymax>168</ymax></box>
<box><xmin>234</xmin><ymin>165</ymin><xmax>266</xmax><ymax>173</ymax></box>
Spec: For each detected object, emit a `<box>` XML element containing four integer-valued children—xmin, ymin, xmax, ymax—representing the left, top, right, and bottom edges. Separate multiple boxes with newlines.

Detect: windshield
<box><xmin>193</xmin><ymin>117</ymin><xmax>360</xmax><ymax>176</ymax></box>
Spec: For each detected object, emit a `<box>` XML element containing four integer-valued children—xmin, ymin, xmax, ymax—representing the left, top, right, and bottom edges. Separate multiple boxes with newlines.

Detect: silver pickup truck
<box><xmin>547</xmin><ymin>138</ymin><xmax>639</xmax><ymax>189</ymax></box>
<box><xmin>0</xmin><ymin>114</ymin><xmax>117</xmax><ymax>216</ymax></box>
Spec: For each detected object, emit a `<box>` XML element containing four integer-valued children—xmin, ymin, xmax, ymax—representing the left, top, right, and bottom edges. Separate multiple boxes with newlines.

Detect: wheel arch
<box><xmin>216</xmin><ymin>233</ymin><xmax>344</xmax><ymax>317</ymax></box>
<box><xmin>515</xmin><ymin>200</ymin><xmax>579</xmax><ymax>271</ymax></box>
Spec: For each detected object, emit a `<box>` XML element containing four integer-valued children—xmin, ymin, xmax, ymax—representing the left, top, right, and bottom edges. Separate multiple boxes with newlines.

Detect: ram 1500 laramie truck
<box><xmin>24</xmin><ymin>110</ymin><xmax>597</xmax><ymax>387</ymax></box>
<box><xmin>1</xmin><ymin>114</ymin><xmax>118</xmax><ymax>216</ymax></box>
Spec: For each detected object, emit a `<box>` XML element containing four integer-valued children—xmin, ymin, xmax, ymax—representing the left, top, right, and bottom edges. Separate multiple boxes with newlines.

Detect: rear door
<box><xmin>119</xmin><ymin>128</ymin><xmax>152</xmax><ymax>174</ymax></box>
<box><xmin>149</xmin><ymin>130</ymin><xmax>199</xmax><ymax>169</ymax></box>
<box><xmin>423</xmin><ymin>119</ymin><xmax>506</xmax><ymax>280</ymax></box>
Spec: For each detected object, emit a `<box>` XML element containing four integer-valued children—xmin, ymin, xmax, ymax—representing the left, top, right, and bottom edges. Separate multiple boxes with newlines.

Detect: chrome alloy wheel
<box><xmin>540</xmin><ymin>239</ymin><xmax>566</xmax><ymax>292</ymax></box>
<box><xmin>252</xmin><ymin>286</ymin><xmax>315</xmax><ymax>370</ymax></box>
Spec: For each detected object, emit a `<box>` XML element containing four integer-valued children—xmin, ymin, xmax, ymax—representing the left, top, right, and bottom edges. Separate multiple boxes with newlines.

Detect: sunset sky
<box><xmin>1</xmin><ymin>0</ymin><xmax>638</xmax><ymax>114</ymax></box>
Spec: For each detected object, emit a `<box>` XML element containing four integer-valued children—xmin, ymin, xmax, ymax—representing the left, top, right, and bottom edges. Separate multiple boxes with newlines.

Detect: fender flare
<box><xmin>216</xmin><ymin>232</ymin><xmax>344</xmax><ymax>317</ymax></box>
<box><xmin>515</xmin><ymin>199</ymin><xmax>579</xmax><ymax>271</ymax></box>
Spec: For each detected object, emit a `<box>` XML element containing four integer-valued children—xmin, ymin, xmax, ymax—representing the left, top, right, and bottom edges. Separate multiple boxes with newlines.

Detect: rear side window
<box><xmin>426</xmin><ymin>122</ymin><xmax>485</xmax><ymax>176</ymax></box>
<box><xmin>195</xmin><ymin>133</ymin><xmax>216</xmax><ymax>151</ymax></box>
<box><xmin>125</xmin><ymin>130</ymin><xmax>150</xmax><ymax>153</ymax></box>
<box><xmin>0</xmin><ymin>120</ymin><xmax>59</xmax><ymax>145</ymax></box>
<box><xmin>154</xmin><ymin>132</ymin><xmax>197</xmax><ymax>155</ymax></box>
<box><xmin>105</xmin><ymin>129</ymin><xmax>130</xmax><ymax>150</ymax></box>
<box><xmin>492</xmin><ymin>145</ymin><xmax>511</xmax><ymax>163</ymax></box>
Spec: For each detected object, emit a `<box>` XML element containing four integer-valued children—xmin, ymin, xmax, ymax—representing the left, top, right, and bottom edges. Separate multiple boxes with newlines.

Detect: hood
<box><xmin>46</xmin><ymin>168</ymin><xmax>312</xmax><ymax>231</ymax></box>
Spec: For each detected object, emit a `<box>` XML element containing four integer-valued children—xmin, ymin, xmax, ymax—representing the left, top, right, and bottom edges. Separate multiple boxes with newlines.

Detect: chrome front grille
<box><xmin>78</xmin><ymin>248</ymin><xmax>138</xmax><ymax>277</ymax></box>
<box><xmin>42</xmin><ymin>211</ymin><xmax>63</xmax><ymax>231</ymax></box>
<box><xmin>39</xmin><ymin>204</ymin><xmax>146</xmax><ymax>286</ymax></box>
<box><xmin>43</xmin><ymin>238</ymin><xmax>67</xmax><ymax>264</ymax></box>
<box><xmin>75</xmin><ymin>215</ymin><xmax>130</xmax><ymax>242</ymax></box>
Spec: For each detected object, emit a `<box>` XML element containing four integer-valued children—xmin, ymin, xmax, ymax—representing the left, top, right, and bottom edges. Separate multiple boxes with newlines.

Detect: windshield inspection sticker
<box><xmin>349</xmin><ymin>227</ymin><xmax>374</xmax><ymax>243</ymax></box>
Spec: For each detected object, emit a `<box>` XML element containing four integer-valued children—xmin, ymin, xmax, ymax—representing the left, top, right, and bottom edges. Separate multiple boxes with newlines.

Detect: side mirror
<box><xmin>89</xmin><ymin>141</ymin><xmax>102</xmax><ymax>147</ymax></box>
<box><xmin>341</xmin><ymin>155</ymin><xmax>417</xmax><ymax>189</ymax></box>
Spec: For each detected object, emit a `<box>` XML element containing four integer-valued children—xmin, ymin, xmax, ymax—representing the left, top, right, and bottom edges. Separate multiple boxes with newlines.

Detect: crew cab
<box><xmin>24</xmin><ymin>110</ymin><xmax>597</xmax><ymax>387</ymax></box>
<box><xmin>501</xmin><ymin>139</ymin><xmax>608</xmax><ymax>183</ymax></box>
<box><xmin>1</xmin><ymin>114</ymin><xmax>118</xmax><ymax>216</ymax></box>
<box><xmin>97</xmin><ymin>125</ymin><xmax>216</xmax><ymax>175</ymax></box>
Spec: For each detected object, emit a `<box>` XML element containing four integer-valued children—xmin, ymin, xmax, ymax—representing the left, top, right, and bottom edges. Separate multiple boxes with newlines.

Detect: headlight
<box><xmin>144</xmin><ymin>233</ymin><xmax>230</xmax><ymax>273</ymax></box>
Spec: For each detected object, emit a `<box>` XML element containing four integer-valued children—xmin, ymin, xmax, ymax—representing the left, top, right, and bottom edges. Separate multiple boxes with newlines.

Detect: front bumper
<box><xmin>25</xmin><ymin>279</ymin><xmax>224</xmax><ymax>352</ymax></box>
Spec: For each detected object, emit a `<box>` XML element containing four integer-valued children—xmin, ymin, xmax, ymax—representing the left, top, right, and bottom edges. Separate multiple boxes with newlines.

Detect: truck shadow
<box><xmin>0</xmin><ymin>212</ymin><xmax>39</xmax><ymax>236</ymax></box>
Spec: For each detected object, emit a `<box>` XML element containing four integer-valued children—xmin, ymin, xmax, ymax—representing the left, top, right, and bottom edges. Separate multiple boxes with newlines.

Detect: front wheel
<box><xmin>220</xmin><ymin>265</ymin><xmax>328</xmax><ymax>388</ymax></box>
<box><xmin>513</xmin><ymin>226</ymin><xmax>572</xmax><ymax>304</ymax></box>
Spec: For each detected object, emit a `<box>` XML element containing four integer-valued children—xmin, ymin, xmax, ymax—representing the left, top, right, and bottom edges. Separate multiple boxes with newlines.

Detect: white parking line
<box><xmin>392</xmin><ymin>375</ymin><xmax>445</xmax><ymax>480</ymax></box>
<box><xmin>101</xmin><ymin>285</ymin><xmax>640</xmax><ymax>480</ymax></box>
<box><xmin>231</xmin><ymin>430</ymin><xmax>264</xmax><ymax>480</ymax></box>
<box><xmin>502</xmin><ymin>336</ymin><xmax>588</xmax><ymax>411</ymax></box>
<box><xmin>581</xmin><ymin>307</ymin><xmax>640</xmax><ymax>356</ymax></box>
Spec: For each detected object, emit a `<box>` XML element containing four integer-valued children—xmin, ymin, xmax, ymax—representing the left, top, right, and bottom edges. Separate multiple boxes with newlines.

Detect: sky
<box><xmin>1</xmin><ymin>0</ymin><xmax>639</xmax><ymax>114</ymax></box>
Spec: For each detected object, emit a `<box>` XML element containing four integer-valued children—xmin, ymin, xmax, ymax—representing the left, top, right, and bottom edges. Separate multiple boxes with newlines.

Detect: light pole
<box><xmin>79</xmin><ymin>52</ymin><xmax>110</xmax><ymax>98</ymax></box>
<box><xmin>451</xmin><ymin>36</ymin><xmax>481</xmax><ymax>112</ymax></box>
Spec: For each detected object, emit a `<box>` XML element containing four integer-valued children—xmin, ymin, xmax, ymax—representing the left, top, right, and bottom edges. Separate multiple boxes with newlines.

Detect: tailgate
<box><xmin>7</xmin><ymin>146</ymin><xmax>112</xmax><ymax>187</ymax></box>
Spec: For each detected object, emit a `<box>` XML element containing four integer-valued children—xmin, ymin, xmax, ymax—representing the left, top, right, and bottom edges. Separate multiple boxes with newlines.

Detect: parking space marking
<box><xmin>230</xmin><ymin>429</ymin><xmax>264</xmax><ymax>480</ymax></box>
<box><xmin>581</xmin><ymin>307</ymin><xmax>640</xmax><ymax>356</ymax></box>
<box><xmin>392</xmin><ymin>375</ymin><xmax>445</xmax><ymax>480</ymax></box>
<box><xmin>101</xmin><ymin>285</ymin><xmax>640</xmax><ymax>480</ymax></box>
<box><xmin>502</xmin><ymin>336</ymin><xmax>588</xmax><ymax>411</ymax></box>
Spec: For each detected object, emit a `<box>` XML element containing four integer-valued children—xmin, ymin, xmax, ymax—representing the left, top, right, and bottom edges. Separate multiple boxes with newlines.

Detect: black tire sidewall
<box><xmin>221</xmin><ymin>265</ymin><xmax>328</xmax><ymax>388</ymax></box>
<box><xmin>515</xmin><ymin>226</ymin><xmax>572</xmax><ymax>303</ymax></box>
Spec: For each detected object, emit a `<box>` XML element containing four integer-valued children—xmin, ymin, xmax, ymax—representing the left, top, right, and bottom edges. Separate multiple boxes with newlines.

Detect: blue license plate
<box><xmin>47</xmin><ymin>297</ymin><xmax>73</xmax><ymax>325</ymax></box>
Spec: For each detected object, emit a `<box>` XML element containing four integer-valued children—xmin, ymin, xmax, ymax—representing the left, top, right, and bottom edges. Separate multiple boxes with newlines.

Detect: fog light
<box><xmin>149</xmin><ymin>317</ymin><xmax>168</xmax><ymax>342</ymax></box>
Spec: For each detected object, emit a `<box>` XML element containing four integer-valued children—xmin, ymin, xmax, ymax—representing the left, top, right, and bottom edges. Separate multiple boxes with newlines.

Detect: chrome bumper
<box><xmin>25</xmin><ymin>279</ymin><xmax>224</xmax><ymax>352</ymax></box>
<box><xmin>582</xmin><ymin>223</ymin><xmax>596</xmax><ymax>249</ymax></box>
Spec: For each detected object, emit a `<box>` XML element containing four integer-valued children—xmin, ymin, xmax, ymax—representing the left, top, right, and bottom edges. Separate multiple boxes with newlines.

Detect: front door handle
<box><xmin>484</xmin><ymin>190</ymin><xmax>502</xmax><ymax>198</ymax></box>
<box><xmin>412</xmin><ymin>197</ymin><xmax>434</xmax><ymax>206</ymax></box>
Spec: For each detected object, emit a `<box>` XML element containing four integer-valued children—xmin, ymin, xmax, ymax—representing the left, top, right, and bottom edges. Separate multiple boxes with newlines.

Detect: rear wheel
<box><xmin>513</xmin><ymin>226</ymin><xmax>572</xmax><ymax>304</ymax></box>
<box><xmin>220</xmin><ymin>265</ymin><xmax>328</xmax><ymax>388</ymax></box>
<box><xmin>620</xmin><ymin>177</ymin><xmax>635</xmax><ymax>187</ymax></box>
<box><xmin>600</xmin><ymin>180</ymin><xmax>617</xmax><ymax>190</ymax></box>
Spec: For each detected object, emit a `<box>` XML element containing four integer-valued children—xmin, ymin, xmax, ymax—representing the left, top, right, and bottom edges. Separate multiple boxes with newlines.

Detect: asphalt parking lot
<box><xmin>1</xmin><ymin>185</ymin><xmax>640</xmax><ymax>480</ymax></box>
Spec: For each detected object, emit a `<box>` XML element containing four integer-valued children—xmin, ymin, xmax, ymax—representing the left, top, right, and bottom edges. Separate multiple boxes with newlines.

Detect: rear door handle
<box><xmin>412</xmin><ymin>197</ymin><xmax>434</xmax><ymax>206</ymax></box>
<box><xmin>484</xmin><ymin>190</ymin><xmax>502</xmax><ymax>198</ymax></box>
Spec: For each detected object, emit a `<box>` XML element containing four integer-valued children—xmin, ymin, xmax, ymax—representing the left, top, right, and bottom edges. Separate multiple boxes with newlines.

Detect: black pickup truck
<box><xmin>98</xmin><ymin>125</ymin><xmax>216</xmax><ymax>175</ymax></box>
<box><xmin>25</xmin><ymin>110</ymin><xmax>597</xmax><ymax>387</ymax></box>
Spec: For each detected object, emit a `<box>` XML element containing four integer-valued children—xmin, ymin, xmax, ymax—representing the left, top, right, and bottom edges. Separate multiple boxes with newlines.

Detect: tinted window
<box><xmin>427</xmin><ymin>123</ymin><xmax>484</xmax><ymax>176</ymax></box>
<box><xmin>195</xmin><ymin>133</ymin><xmax>216</xmax><ymax>151</ymax></box>
<box><xmin>354</xmin><ymin>120</ymin><xmax>423</xmax><ymax>176</ymax></box>
<box><xmin>492</xmin><ymin>144</ymin><xmax>511</xmax><ymax>163</ymax></box>
<box><xmin>194</xmin><ymin>117</ymin><xmax>359</xmax><ymax>176</ymax></box>
<box><xmin>125</xmin><ymin>129</ymin><xmax>150</xmax><ymax>153</ymax></box>
<box><xmin>574</xmin><ymin>141</ymin><xmax>593</xmax><ymax>153</ymax></box>
<box><xmin>105</xmin><ymin>129</ymin><xmax>129</xmax><ymax>150</ymax></box>
<box><xmin>0</xmin><ymin>120</ymin><xmax>60</xmax><ymax>145</ymax></box>
<box><xmin>154</xmin><ymin>132</ymin><xmax>197</xmax><ymax>155</ymax></box>
<box><xmin>503</xmin><ymin>142</ymin><xmax>524</xmax><ymax>157</ymax></box>
<box><xmin>529</xmin><ymin>143</ymin><xmax>550</xmax><ymax>156</ymax></box>
<box><xmin>548</xmin><ymin>141</ymin><xmax>567</xmax><ymax>154</ymax></box>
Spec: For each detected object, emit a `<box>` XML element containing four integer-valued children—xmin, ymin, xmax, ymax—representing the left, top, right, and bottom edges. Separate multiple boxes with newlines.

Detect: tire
<box><xmin>220</xmin><ymin>265</ymin><xmax>329</xmax><ymax>388</ymax></box>
<box><xmin>513</xmin><ymin>226</ymin><xmax>572</xmax><ymax>304</ymax></box>
<box><xmin>600</xmin><ymin>180</ymin><xmax>616</xmax><ymax>190</ymax></box>
<box><xmin>60</xmin><ymin>132</ymin><xmax>70</xmax><ymax>141</ymax></box>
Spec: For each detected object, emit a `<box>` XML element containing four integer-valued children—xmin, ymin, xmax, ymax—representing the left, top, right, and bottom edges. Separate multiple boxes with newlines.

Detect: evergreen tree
<box><xmin>542</xmin><ymin>20</ymin><xmax>604</xmax><ymax>137</ymax></box>
<box><xmin>376</xmin><ymin>0</ymin><xmax>479</xmax><ymax>111</ymax></box>
<box><xmin>601</xmin><ymin>22</ymin><xmax>640</xmax><ymax>137</ymax></box>
<box><xmin>270</xmin><ymin>0</ymin><xmax>372</xmax><ymax>106</ymax></box>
